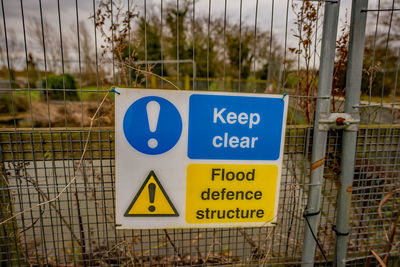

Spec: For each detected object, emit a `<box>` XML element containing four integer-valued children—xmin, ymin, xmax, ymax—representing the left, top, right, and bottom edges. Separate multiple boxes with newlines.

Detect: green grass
<box><xmin>360</xmin><ymin>94</ymin><xmax>399</xmax><ymax>104</ymax></box>
<box><xmin>79</xmin><ymin>86</ymin><xmax>104</xmax><ymax>102</ymax></box>
<box><xmin>13</xmin><ymin>86</ymin><xmax>115</xmax><ymax>102</ymax></box>
<box><xmin>14</xmin><ymin>90</ymin><xmax>41</xmax><ymax>101</ymax></box>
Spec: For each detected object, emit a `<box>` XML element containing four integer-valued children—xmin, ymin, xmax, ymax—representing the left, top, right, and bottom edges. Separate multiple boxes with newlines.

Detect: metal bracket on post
<box><xmin>318</xmin><ymin>113</ymin><xmax>360</xmax><ymax>131</ymax></box>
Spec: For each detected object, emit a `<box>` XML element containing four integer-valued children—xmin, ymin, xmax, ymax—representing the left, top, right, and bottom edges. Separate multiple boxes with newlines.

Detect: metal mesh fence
<box><xmin>1</xmin><ymin>127</ymin><xmax>399</xmax><ymax>266</ymax></box>
<box><xmin>1</xmin><ymin>128</ymin><xmax>307</xmax><ymax>266</ymax></box>
<box><xmin>0</xmin><ymin>0</ymin><xmax>399</xmax><ymax>266</ymax></box>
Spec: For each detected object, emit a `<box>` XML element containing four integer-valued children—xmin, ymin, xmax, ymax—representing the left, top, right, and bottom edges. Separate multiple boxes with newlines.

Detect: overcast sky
<box><xmin>0</xmin><ymin>0</ymin><xmax>395</xmax><ymax>71</ymax></box>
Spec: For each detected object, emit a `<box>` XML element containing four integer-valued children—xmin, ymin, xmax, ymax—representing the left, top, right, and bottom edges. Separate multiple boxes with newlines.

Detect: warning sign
<box><xmin>186</xmin><ymin>164</ymin><xmax>278</xmax><ymax>223</ymax></box>
<box><xmin>125</xmin><ymin>171</ymin><xmax>178</xmax><ymax>217</ymax></box>
<box><xmin>115</xmin><ymin>89</ymin><xmax>288</xmax><ymax>229</ymax></box>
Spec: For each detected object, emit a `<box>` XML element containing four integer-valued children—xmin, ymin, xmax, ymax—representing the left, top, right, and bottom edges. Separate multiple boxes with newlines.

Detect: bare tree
<box><xmin>29</xmin><ymin>17</ymin><xmax>63</xmax><ymax>73</ymax></box>
<box><xmin>68</xmin><ymin>20</ymin><xmax>97</xmax><ymax>86</ymax></box>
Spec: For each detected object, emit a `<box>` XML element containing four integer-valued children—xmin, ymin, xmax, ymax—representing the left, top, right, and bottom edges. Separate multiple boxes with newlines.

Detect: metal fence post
<box><xmin>334</xmin><ymin>1</ymin><xmax>368</xmax><ymax>266</ymax></box>
<box><xmin>301</xmin><ymin>1</ymin><xmax>340</xmax><ymax>266</ymax></box>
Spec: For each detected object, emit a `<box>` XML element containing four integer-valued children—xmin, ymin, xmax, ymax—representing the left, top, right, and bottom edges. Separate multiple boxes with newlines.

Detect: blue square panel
<box><xmin>188</xmin><ymin>94</ymin><xmax>285</xmax><ymax>160</ymax></box>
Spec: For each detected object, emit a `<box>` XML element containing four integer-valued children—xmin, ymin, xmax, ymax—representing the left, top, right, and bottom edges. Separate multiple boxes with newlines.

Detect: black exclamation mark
<box><xmin>148</xmin><ymin>183</ymin><xmax>156</xmax><ymax>212</ymax></box>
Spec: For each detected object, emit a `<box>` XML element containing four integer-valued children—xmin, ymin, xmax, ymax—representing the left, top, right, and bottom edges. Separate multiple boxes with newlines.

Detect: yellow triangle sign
<box><xmin>124</xmin><ymin>171</ymin><xmax>179</xmax><ymax>217</ymax></box>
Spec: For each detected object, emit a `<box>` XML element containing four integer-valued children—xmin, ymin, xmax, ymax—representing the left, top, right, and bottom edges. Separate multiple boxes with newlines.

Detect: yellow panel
<box><xmin>186</xmin><ymin>164</ymin><xmax>278</xmax><ymax>224</ymax></box>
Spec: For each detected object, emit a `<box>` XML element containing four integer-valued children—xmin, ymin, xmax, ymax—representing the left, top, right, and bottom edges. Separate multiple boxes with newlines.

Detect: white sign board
<box><xmin>115</xmin><ymin>88</ymin><xmax>288</xmax><ymax>229</ymax></box>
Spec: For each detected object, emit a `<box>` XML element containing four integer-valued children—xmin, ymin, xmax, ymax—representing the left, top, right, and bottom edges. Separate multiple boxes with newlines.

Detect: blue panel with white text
<box><xmin>188</xmin><ymin>94</ymin><xmax>284</xmax><ymax>160</ymax></box>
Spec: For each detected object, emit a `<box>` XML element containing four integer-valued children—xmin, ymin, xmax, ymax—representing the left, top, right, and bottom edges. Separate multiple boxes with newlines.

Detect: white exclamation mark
<box><xmin>146</xmin><ymin>101</ymin><xmax>160</xmax><ymax>148</ymax></box>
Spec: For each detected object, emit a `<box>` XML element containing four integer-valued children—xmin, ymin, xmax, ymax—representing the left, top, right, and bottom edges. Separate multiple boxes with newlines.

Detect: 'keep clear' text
<box><xmin>212</xmin><ymin>108</ymin><xmax>260</xmax><ymax>149</ymax></box>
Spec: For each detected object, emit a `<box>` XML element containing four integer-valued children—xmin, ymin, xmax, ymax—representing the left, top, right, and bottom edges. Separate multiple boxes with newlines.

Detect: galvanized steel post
<box><xmin>334</xmin><ymin>1</ymin><xmax>368</xmax><ymax>266</ymax></box>
<box><xmin>301</xmin><ymin>1</ymin><xmax>340</xmax><ymax>266</ymax></box>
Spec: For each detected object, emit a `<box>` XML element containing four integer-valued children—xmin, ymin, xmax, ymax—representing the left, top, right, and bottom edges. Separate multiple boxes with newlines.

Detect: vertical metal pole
<box><xmin>334</xmin><ymin>1</ymin><xmax>368</xmax><ymax>266</ymax></box>
<box><xmin>301</xmin><ymin>1</ymin><xmax>340</xmax><ymax>266</ymax></box>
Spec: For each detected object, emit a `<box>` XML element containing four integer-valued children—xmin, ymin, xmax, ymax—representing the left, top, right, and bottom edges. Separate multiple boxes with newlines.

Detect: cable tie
<box><xmin>311</xmin><ymin>157</ymin><xmax>325</xmax><ymax>171</ymax></box>
<box><xmin>281</xmin><ymin>93</ymin><xmax>288</xmax><ymax>102</ymax></box>
<box><xmin>303</xmin><ymin>208</ymin><xmax>328</xmax><ymax>264</ymax></box>
<box><xmin>332</xmin><ymin>225</ymin><xmax>349</xmax><ymax>236</ymax></box>
<box><xmin>303</xmin><ymin>210</ymin><xmax>321</xmax><ymax>218</ymax></box>
<box><xmin>110</xmin><ymin>88</ymin><xmax>120</xmax><ymax>95</ymax></box>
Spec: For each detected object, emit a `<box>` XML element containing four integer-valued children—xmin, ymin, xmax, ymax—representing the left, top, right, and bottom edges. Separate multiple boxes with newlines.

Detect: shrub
<box><xmin>0</xmin><ymin>94</ymin><xmax>28</xmax><ymax>114</ymax></box>
<box><xmin>42</xmin><ymin>74</ymin><xmax>79</xmax><ymax>101</ymax></box>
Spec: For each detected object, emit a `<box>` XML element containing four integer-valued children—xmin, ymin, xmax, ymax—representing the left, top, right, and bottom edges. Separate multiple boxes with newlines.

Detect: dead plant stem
<box><xmin>0</xmin><ymin>90</ymin><xmax>110</xmax><ymax>227</ymax></box>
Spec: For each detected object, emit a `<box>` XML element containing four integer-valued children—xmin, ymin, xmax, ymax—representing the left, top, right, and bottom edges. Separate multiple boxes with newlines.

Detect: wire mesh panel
<box><xmin>0</xmin><ymin>128</ymin><xmax>312</xmax><ymax>266</ymax></box>
<box><xmin>0</xmin><ymin>0</ymin><xmax>399</xmax><ymax>266</ymax></box>
<box><xmin>344</xmin><ymin>0</ymin><xmax>400</xmax><ymax>264</ymax></box>
<box><xmin>1</xmin><ymin>128</ymin><xmax>397</xmax><ymax>265</ymax></box>
<box><xmin>348</xmin><ymin>127</ymin><xmax>400</xmax><ymax>264</ymax></box>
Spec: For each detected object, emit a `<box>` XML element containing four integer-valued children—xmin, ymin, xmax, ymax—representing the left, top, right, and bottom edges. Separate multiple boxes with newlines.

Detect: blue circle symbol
<box><xmin>123</xmin><ymin>96</ymin><xmax>182</xmax><ymax>155</ymax></box>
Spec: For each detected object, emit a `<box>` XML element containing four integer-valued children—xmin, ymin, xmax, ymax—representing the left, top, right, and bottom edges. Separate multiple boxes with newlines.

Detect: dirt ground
<box><xmin>7</xmin><ymin>100</ymin><xmax>115</xmax><ymax>128</ymax></box>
